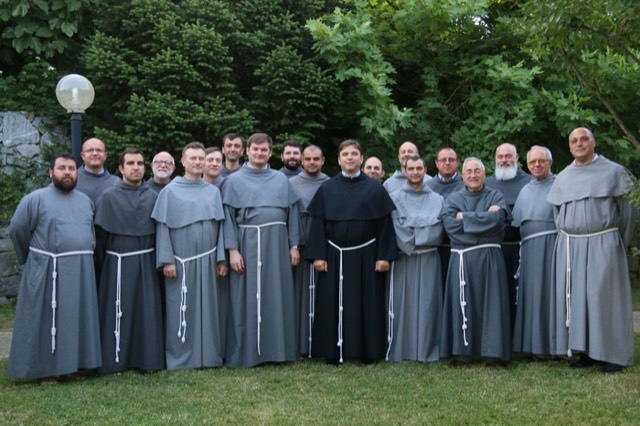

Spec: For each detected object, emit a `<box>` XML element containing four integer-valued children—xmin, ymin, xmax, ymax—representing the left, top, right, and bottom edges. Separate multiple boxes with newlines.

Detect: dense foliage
<box><xmin>1</xmin><ymin>0</ymin><xmax>639</xmax><ymax>173</ymax></box>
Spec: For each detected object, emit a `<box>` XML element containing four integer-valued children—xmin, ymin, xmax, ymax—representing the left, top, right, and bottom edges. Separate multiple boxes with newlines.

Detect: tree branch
<box><xmin>563</xmin><ymin>49</ymin><xmax>640</xmax><ymax>152</ymax></box>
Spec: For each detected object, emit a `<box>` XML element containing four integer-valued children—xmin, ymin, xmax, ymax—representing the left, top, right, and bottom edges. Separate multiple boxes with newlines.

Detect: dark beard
<box><xmin>52</xmin><ymin>176</ymin><xmax>77</xmax><ymax>191</ymax></box>
<box><xmin>284</xmin><ymin>161</ymin><xmax>300</xmax><ymax>171</ymax></box>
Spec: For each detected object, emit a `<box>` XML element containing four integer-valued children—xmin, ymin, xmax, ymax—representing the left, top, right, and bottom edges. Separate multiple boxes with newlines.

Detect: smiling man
<box><xmin>306</xmin><ymin>139</ymin><xmax>397</xmax><ymax>364</ymax></box>
<box><xmin>147</xmin><ymin>151</ymin><xmax>175</xmax><ymax>193</ymax></box>
<box><xmin>288</xmin><ymin>145</ymin><xmax>330</xmax><ymax>357</ymax></box>
<box><xmin>76</xmin><ymin>137</ymin><xmax>119</xmax><ymax>205</ymax></box>
<box><xmin>548</xmin><ymin>127</ymin><xmax>637</xmax><ymax>373</ymax></box>
<box><xmin>222</xmin><ymin>133</ymin><xmax>301</xmax><ymax>367</ymax></box>
<box><xmin>152</xmin><ymin>141</ymin><xmax>227</xmax><ymax>371</ymax></box>
<box><xmin>279</xmin><ymin>140</ymin><xmax>303</xmax><ymax>178</ymax></box>
<box><xmin>94</xmin><ymin>148</ymin><xmax>164</xmax><ymax>374</ymax></box>
<box><xmin>511</xmin><ymin>146</ymin><xmax>557</xmax><ymax>359</ymax></box>
<box><xmin>204</xmin><ymin>146</ymin><xmax>225</xmax><ymax>188</ymax></box>
<box><xmin>440</xmin><ymin>157</ymin><xmax>511</xmax><ymax>367</ymax></box>
<box><xmin>221</xmin><ymin>133</ymin><xmax>244</xmax><ymax>177</ymax></box>
<box><xmin>386</xmin><ymin>156</ymin><xmax>445</xmax><ymax>362</ymax></box>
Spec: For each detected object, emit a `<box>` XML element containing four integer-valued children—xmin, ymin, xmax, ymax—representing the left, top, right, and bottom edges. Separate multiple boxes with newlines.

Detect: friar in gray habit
<box><xmin>151</xmin><ymin>142</ymin><xmax>227</xmax><ymax>370</ymax></box>
<box><xmin>511</xmin><ymin>146</ymin><xmax>557</xmax><ymax>357</ymax></box>
<box><xmin>547</xmin><ymin>128</ymin><xmax>637</xmax><ymax>373</ymax></box>
<box><xmin>94</xmin><ymin>148</ymin><xmax>164</xmax><ymax>374</ymax></box>
<box><xmin>8</xmin><ymin>153</ymin><xmax>101</xmax><ymax>380</ymax></box>
<box><xmin>440</xmin><ymin>157</ymin><xmax>512</xmax><ymax>366</ymax></box>
<box><xmin>222</xmin><ymin>133</ymin><xmax>301</xmax><ymax>367</ymax></box>
<box><xmin>75</xmin><ymin>137</ymin><xmax>119</xmax><ymax>206</ymax></box>
<box><xmin>288</xmin><ymin>145</ymin><xmax>330</xmax><ymax>357</ymax></box>
<box><xmin>386</xmin><ymin>156</ymin><xmax>444</xmax><ymax>362</ymax></box>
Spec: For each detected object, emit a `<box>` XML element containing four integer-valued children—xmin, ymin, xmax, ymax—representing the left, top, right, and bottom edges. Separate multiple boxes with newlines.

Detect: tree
<box><xmin>79</xmin><ymin>0</ymin><xmax>349</xmax><ymax>169</ymax></box>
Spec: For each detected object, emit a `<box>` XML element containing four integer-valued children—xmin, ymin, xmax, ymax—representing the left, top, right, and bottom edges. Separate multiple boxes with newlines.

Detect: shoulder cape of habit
<box><xmin>307</xmin><ymin>173</ymin><xmax>396</xmax><ymax>221</ymax></box>
<box><xmin>151</xmin><ymin>177</ymin><xmax>224</xmax><ymax>228</ymax></box>
<box><xmin>547</xmin><ymin>156</ymin><xmax>632</xmax><ymax>205</ymax></box>
<box><xmin>95</xmin><ymin>180</ymin><xmax>157</xmax><ymax>236</ymax></box>
<box><xmin>221</xmin><ymin>165</ymin><xmax>299</xmax><ymax>208</ymax></box>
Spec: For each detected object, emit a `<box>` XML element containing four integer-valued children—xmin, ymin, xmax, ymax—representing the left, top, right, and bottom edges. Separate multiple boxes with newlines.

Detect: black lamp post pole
<box><xmin>70</xmin><ymin>113</ymin><xmax>83</xmax><ymax>166</ymax></box>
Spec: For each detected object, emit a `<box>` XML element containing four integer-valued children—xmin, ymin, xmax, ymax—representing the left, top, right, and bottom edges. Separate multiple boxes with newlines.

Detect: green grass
<box><xmin>0</xmin><ymin>296</ymin><xmax>638</xmax><ymax>424</ymax></box>
<box><xmin>0</xmin><ymin>342</ymin><xmax>639</xmax><ymax>425</ymax></box>
<box><xmin>0</xmin><ymin>299</ymin><xmax>15</xmax><ymax>331</ymax></box>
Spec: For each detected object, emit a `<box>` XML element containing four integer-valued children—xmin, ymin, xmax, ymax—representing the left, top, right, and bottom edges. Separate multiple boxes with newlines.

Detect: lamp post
<box><xmin>55</xmin><ymin>74</ymin><xmax>95</xmax><ymax>165</ymax></box>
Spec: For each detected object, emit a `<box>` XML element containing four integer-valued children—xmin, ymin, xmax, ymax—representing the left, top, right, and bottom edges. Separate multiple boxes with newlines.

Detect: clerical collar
<box><xmin>246</xmin><ymin>163</ymin><xmax>270</xmax><ymax>170</ymax></box>
<box><xmin>341</xmin><ymin>170</ymin><xmax>361</xmax><ymax>178</ymax></box>
<box><xmin>437</xmin><ymin>172</ymin><xmax>457</xmax><ymax>183</ymax></box>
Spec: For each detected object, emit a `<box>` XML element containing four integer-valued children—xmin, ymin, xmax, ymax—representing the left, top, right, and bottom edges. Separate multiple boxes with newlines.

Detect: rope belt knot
<box><xmin>173</xmin><ymin>246</ymin><xmax>218</xmax><ymax>343</ymax></box>
<box><xmin>386</xmin><ymin>247</ymin><xmax>437</xmax><ymax>360</ymax></box>
<box><xmin>106</xmin><ymin>248</ymin><xmax>155</xmax><ymax>362</ymax></box>
<box><xmin>561</xmin><ymin>227</ymin><xmax>618</xmax><ymax>357</ymax></box>
<box><xmin>29</xmin><ymin>246</ymin><xmax>94</xmax><ymax>353</ymax></box>
<box><xmin>327</xmin><ymin>238</ymin><xmax>376</xmax><ymax>363</ymax></box>
<box><xmin>308</xmin><ymin>263</ymin><xmax>316</xmax><ymax>358</ymax></box>
<box><xmin>451</xmin><ymin>243</ymin><xmax>501</xmax><ymax>347</ymax></box>
<box><xmin>238</xmin><ymin>221</ymin><xmax>287</xmax><ymax>356</ymax></box>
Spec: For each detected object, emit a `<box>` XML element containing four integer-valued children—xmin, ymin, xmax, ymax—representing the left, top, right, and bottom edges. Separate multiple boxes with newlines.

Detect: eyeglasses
<box><xmin>437</xmin><ymin>158</ymin><xmax>458</xmax><ymax>163</ymax></box>
<box><xmin>82</xmin><ymin>149</ymin><xmax>105</xmax><ymax>154</ymax></box>
<box><xmin>153</xmin><ymin>160</ymin><xmax>174</xmax><ymax>166</ymax></box>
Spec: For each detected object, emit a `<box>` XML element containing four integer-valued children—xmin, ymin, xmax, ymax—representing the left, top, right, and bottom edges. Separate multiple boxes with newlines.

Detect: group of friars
<box><xmin>7</xmin><ymin>127</ymin><xmax>635</xmax><ymax>381</ymax></box>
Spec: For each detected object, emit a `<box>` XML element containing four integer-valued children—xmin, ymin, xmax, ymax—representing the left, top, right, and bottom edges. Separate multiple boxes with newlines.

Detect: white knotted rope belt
<box><xmin>327</xmin><ymin>238</ymin><xmax>376</xmax><ymax>363</ymax></box>
<box><xmin>451</xmin><ymin>243</ymin><xmax>501</xmax><ymax>347</ymax></box>
<box><xmin>385</xmin><ymin>247</ymin><xmax>437</xmax><ymax>361</ymax></box>
<box><xmin>173</xmin><ymin>246</ymin><xmax>218</xmax><ymax>343</ymax></box>
<box><xmin>29</xmin><ymin>246</ymin><xmax>94</xmax><ymax>353</ymax></box>
<box><xmin>561</xmin><ymin>227</ymin><xmax>618</xmax><ymax>357</ymax></box>
<box><xmin>238</xmin><ymin>221</ymin><xmax>287</xmax><ymax>356</ymax></box>
<box><xmin>105</xmin><ymin>248</ymin><xmax>155</xmax><ymax>362</ymax></box>
<box><xmin>308</xmin><ymin>263</ymin><xmax>316</xmax><ymax>358</ymax></box>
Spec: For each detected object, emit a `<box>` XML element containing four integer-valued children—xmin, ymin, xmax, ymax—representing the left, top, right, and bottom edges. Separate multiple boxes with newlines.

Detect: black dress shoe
<box><xmin>601</xmin><ymin>363</ymin><xmax>624</xmax><ymax>374</ymax></box>
<box><xmin>570</xmin><ymin>354</ymin><xmax>599</xmax><ymax>368</ymax></box>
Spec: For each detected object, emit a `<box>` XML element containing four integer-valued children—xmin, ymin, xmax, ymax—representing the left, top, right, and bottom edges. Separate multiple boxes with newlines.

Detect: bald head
<box><xmin>81</xmin><ymin>138</ymin><xmax>108</xmax><ymax>173</ymax></box>
<box><xmin>398</xmin><ymin>142</ymin><xmax>419</xmax><ymax>170</ymax></box>
<box><xmin>363</xmin><ymin>156</ymin><xmax>384</xmax><ymax>180</ymax></box>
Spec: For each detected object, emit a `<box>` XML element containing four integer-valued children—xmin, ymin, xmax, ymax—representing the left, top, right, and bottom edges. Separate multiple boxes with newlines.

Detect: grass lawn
<box><xmin>0</xmin><ymin>294</ymin><xmax>639</xmax><ymax>424</ymax></box>
<box><xmin>0</xmin><ymin>340</ymin><xmax>639</xmax><ymax>425</ymax></box>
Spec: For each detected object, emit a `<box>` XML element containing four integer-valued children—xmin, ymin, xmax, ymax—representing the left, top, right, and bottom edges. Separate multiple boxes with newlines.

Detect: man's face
<box><xmin>181</xmin><ymin>148</ymin><xmax>205</xmax><ymax>179</ymax></box>
<box><xmin>462</xmin><ymin>159</ymin><xmax>485</xmax><ymax>192</ymax></box>
<box><xmin>49</xmin><ymin>157</ymin><xmax>78</xmax><ymax>191</ymax></box>
<box><xmin>281</xmin><ymin>146</ymin><xmax>302</xmax><ymax>171</ymax></box>
<box><xmin>119</xmin><ymin>153</ymin><xmax>145</xmax><ymax>186</ymax></box>
<box><xmin>205</xmin><ymin>151</ymin><xmax>223</xmax><ymax>180</ymax></box>
<box><xmin>405</xmin><ymin>159</ymin><xmax>426</xmax><ymax>187</ymax></box>
<box><xmin>80</xmin><ymin>138</ymin><xmax>107</xmax><ymax>171</ymax></box>
<box><xmin>247</xmin><ymin>142</ymin><xmax>272</xmax><ymax>168</ymax></box>
<box><xmin>152</xmin><ymin>152</ymin><xmax>175</xmax><ymax>179</ymax></box>
<box><xmin>527</xmin><ymin>148</ymin><xmax>552</xmax><ymax>181</ymax></box>
<box><xmin>223</xmin><ymin>137</ymin><xmax>244</xmax><ymax>162</ymax></box>
<box><xmin>302</xmin><ymin>148</ymin><xmax>324</xmax><ymax>176</ymax></box>
<box><xmin>435</xmin><ymin>149</ymin><xmax>458</xmax><ymax>179</ymax></box>
<box><xmin>363</xmin><ymin>157</ymin><xmax>384</xmax><ymax>180</ymax></box>
<box><xmin>495</xmin><ymin>144</ymin><xmax>517</xmax><ymax>169</ymax></box>
<box><xmin>398</xmin><ymin>142</ymin><xmax>418</xmax><ymax>169</ymax></box>
<box><xmin>494</xmin><ymin>144</ymin><xmax>518</xmax><ymax>181</ymax></box>
<box><xmin>568</xmin><ymin>128</ymin><xmax>596</xmax><ymax>164</ymax></box>
<box><xmin>338</xmin><ymin>145</ymin><xmax>363</xmax><ymax>175</ymax></box>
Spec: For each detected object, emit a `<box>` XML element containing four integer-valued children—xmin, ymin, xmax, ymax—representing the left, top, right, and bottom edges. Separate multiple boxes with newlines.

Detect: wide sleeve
<box><xmin>8</xmin><ymin>195</ymin><xmax>38</xmax><ymax>265</ymax></box>
<box><xmin>155</xmin><ymin>222</ymin><xmax>175</xmax><ymax>268</ymax></box>
<box><xmin>287</xmin><ymin>202</ymin><xmax>302</xmax><ymax>248</ymax></box>
<box><xmin>223</xmin><ymin>205</ymin><xmax>240</xmax><ymax>251</ymax></box>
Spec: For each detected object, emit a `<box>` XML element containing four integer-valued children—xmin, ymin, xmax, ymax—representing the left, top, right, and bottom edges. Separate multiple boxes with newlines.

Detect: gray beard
<box><xmin>494</xmin><ymin>164</ymin><xmax>517</xmax><ymax>181</ymax></box>
<box><xmin>154</xmin><ymin>170</ymin><xmax>172</xmax><ymax>179</ymax></box>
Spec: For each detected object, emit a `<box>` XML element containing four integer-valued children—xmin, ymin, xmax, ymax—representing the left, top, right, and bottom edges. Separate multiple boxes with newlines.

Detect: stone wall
<box><xmin>0</xmin><ymin>112</ymin><xmax>70</xmax><ymax>302</ymax></box>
